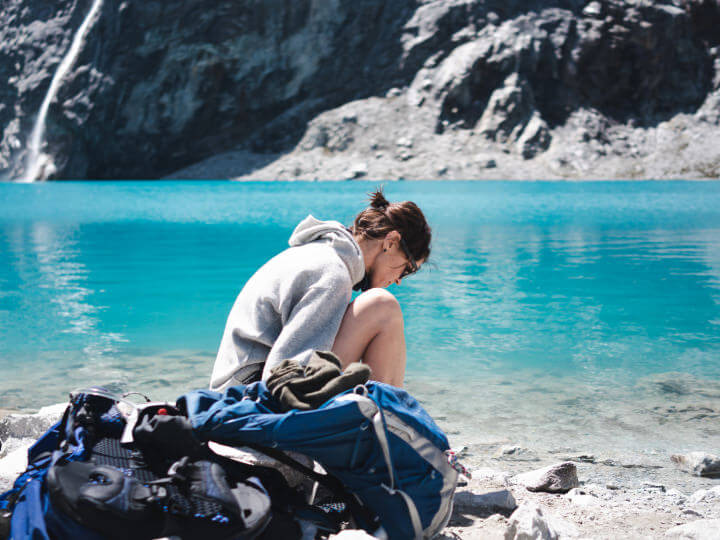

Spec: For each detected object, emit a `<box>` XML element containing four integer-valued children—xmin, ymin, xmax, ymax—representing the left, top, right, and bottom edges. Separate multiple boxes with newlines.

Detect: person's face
<box><xmin>368</xmin><ymin>233</ymin><xmax>424</xmax><ymax>289</ymax></box>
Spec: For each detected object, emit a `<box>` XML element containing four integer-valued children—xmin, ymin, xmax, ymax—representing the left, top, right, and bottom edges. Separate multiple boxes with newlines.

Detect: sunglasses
<box><xmin>398</xmin><ymin>236</ymin><xmax>419</xmax><ymax>279</ymax></box>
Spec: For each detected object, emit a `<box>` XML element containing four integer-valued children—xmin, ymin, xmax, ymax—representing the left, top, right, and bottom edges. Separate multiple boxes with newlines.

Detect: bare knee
<box><xmin>355</xmin><ymin>288</ymin><xmax>403</xmax><ymax>326</ymax></box>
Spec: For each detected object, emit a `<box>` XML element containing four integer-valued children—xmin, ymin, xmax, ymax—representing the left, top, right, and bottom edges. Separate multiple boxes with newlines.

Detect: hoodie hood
<box><xmin>288</xmin><ymin>215</ymin><xmax>365</xmax><ymax>286</ymax></box>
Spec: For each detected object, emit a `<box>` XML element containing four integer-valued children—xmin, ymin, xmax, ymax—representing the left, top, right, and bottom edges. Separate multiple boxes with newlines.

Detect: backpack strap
<box><xmin>381</xmin><ymin>484</ymin><xmax>423</xmax><ymax>540</ymax></box>
<box><xmin>240</xmin><ymin>442</ymin><xmax>385</xmax><ymax>537</ymax></box>
<box><xmin>363</xmin><ymin>389</ymin><xmax>424</xmax><ymax>540</ymax></box>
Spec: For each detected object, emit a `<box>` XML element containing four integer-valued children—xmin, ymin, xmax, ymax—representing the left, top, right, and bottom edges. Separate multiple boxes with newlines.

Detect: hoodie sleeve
<box><xmin>261</xmin><ymin>275</ymin><xmax>351</xmax><ymax>382</ymax></box>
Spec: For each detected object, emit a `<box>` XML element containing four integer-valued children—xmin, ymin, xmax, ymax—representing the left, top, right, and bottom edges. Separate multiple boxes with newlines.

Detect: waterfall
<box><xmin>23</xmin><ymin>0</ymin><xmax>104</xmax><ymax>182</ymax></box>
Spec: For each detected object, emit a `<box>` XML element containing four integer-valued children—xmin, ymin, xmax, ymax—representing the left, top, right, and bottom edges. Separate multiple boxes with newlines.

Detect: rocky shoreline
<box><xmin>2</xmin><ymin>0</ymin><xmax>719</xmax><ymax>181</ymax></box>
<box><xmin>2</xmin><ymin>405</ymin><xmax>719</xmax><ymax>539</ymax></box>
<box><xmin>168</xmin><ymin>83</ymin><xmax>720</xmax><ymax>182</ymax></box>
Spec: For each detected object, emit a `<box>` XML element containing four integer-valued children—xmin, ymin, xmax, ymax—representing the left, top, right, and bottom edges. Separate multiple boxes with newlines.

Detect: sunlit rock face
<box><xmin>0</xmin><ymin>0</ymin><xmax>719</xmax><ymax>180</ymax></box>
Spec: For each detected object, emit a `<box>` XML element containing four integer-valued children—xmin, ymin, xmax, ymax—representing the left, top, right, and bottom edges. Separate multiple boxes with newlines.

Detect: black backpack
<box><xmin>43</xmin><ymin>390</ymin><xmax>274</xmax><ymax>540</ymax></box>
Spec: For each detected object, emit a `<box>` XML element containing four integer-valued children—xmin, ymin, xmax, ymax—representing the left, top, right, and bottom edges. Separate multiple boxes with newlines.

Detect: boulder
<box><xmin>300</xmin><ymin>116</ymin><xmax>357</xmax><ymax>153</ymax></box>
<box><xmin>476</xmin><ymin>74</ymin><xmax>536</xmax><ymax>145</ymax></box>
<box><xmin>665</xmin><ymin>519</ymin><xmax>720</xmax><ymax>539</ymax></box>
<box><xmin>688</xmin><ymin>486</ymin><xmax>720</xmax><ymax>505</ymax></box>
<box><xmin>504</xmin><ymin>502</ymin><xmax>577</xmax><ymax>540</ymax></box>
<box><xmin>671</xmin><ymin>452</ymin><xmax>720</xmax><ymax>478</ymax></box>
<box><xmin>454</xmin><ymin>489</ymin><xmax>517</xmax><ymax>514</ymax></box>
<box><xmin>0</xmin><ymin>403</ymin><xmax>67</xmax><ymax>492</ymax></box>
<box><xmin>0</xmin><ymin>403</ymin><xmax>66</xmax><ymax>443</ymax></box>
<box><xmin>343</xmin><ymin>162</ymin><xmax>368</xmax><ymax>180</ymax></box>
<box><xmin>516</xmin><ymin>113</ymin><xmax>551</xmax><ymax>159</ymax></box>
<box><xmin>0</xmin><ymin>437</ymin><xmax>35</xmax><ymax>459</ymax></box>
<box><xmin>511</xmin><ymin>462</ymin><xmax>579</xmax><ymax>494</ymax></box>
<box><xmin>0</xmin><ymin>443</ymin><xmax>32</xmax><ymax>492</ymax></box>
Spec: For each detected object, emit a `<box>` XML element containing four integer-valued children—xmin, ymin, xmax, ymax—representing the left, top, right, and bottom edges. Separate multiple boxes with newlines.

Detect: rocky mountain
<box><xmin>1</xmin><ymin>0</ymin><xmax>719</xmax><ymax>180</ymax></box>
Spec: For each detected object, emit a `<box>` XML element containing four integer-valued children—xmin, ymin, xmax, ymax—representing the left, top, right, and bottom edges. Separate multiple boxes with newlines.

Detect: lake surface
<box><xmin>2</xmin><ymin>181</ymin><xmax>720</xmax><ymax>474</ymax></box>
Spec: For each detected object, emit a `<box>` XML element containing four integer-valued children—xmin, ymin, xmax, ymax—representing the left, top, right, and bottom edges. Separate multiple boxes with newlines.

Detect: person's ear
<box><xmin>385</xmin><ymin>230</ymin><xmax>400</xmax><ymax>248</ymax></box>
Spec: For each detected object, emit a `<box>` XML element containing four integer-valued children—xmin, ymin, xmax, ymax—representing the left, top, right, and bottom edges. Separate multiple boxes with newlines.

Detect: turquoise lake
<box><xmin>2</xmin><ymin>181</ymin><xmax>720</xmax><ymax>467</ymax></box>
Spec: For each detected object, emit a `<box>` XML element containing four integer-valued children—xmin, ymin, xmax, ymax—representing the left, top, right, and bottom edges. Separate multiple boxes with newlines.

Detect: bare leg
<box><xmin>332</xmin><ymin>288</ymin><xmax>407</xmax><ymax>387</ymax></box>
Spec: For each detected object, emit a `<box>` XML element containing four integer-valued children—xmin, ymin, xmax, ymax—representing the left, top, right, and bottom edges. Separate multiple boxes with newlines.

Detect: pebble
<box><xmin>566</xmin><ymin>488</ymin><xmax>599</xmax><ymax>506</ymax></box>
<box><xmin>395</xmin><ymin>137</ymin><xmax>413</xmax><ymax>148</ymax></box>
<box><xmin>494</xmin><ymin>445</ymin><xmax>539</xmax><ymax>462</ymax></box>
<box><xmin>565</xmin><ymin>453</ymin><xmax>596</xmax><ymax>463</ymax></box>
<box><xmin>583</xmin><ymin>1</ymin><xmax>603</xmax><ymax>17</ymax></box>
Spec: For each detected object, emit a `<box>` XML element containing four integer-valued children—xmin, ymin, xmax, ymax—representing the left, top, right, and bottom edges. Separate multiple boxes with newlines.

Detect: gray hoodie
<box><xmin>210</xmin><ymin>215</ymin><xmax>365</xmax><ymax>391</ymax></box>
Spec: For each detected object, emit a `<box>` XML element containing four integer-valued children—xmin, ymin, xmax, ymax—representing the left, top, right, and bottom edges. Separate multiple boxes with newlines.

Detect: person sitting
<box><xmin>210</xmin><ymin>188</ymin><xmax>431</xmax><ymax>391</ymax></box>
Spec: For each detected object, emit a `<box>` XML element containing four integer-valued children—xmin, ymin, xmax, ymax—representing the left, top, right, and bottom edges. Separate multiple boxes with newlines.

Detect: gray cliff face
<box><xmin>1</xmin><ymin>0</ymin><xmax>417</xmax><ymax>179</ymax></box>
<box><xmin>0</xmin><ymin>0</ymin><xmax>719</xmax><ymax>180</ymax></box>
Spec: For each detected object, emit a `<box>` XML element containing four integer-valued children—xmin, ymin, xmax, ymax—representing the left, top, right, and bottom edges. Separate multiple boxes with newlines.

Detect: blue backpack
<box><xmin>178</xmin><ymin>381</ymin><xmax>459</xmax><ymax>540</ymax></box>
<box><xmin>1</xmin><ymin>390</ymin><xmax>279</xmax><ymax>540</ymax></box>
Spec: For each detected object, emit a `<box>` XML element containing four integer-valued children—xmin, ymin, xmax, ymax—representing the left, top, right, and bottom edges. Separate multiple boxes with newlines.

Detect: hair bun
<box><xmin>369</xmin><ymin>188</ymin><xmax>390</xmax><ymax>211</ymax></box>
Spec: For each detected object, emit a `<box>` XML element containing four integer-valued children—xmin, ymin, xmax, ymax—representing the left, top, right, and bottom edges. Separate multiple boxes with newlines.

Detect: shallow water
<box><xmin>1</xmin><ymin>181</ymin><xmax>720</xmax><ymax>470</ymax></box>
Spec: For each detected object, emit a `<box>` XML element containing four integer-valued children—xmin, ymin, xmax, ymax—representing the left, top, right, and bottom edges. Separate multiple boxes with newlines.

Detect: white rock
<box><xmin>0</xmin><ymin>437</ymin><xmax>35</xmax><ymax>459</ymax></box>
<box><xmin>395</xmin><ymin>137</ymin><xmax>413</xmax><ymax>148</ymax></box>
<box><xmin>504</xmin><ymin>502</ymin><xmax>578</xmax><ymax>540</ymax></box>
<box><xmin>582</xmin><ymin>1</ymin><xmax>602</xmax><ymax>17</ymax></box>
<box><xmin>688</xmin><ymin>486</ymin><xmax>720</xmax><ymax>505</ymax></box>
<box><xmin>0</xmin><ymin>403</ymin><xmax>66</xmax><ymax>442</ymax></box>
<box><xmin>455</xmin><ymin>489</ymin><xmax>517</xmax><ymax>513</ymax></box>
<box><xmin>38</xmin><ymin>403</ymin><xmax>68</xmax><ymax>417</ymax></box>
<box><xmin>665</xmin><ymin>519</ymin><xmax>720</xmax><ymax>539</ymax></box>
<box><xmin>671</xmin><ymin>452</ymin><xmax>720</xmax><ymax>478</ymax></box>
<box><xmin>329</xmin><ymin>530</ymin><xmax>376</xmax><ymax>539</ymax></box>
<box><xmin>511</xmin><ymin>462</ymin><xmax>579</xmax><ymax>493</ymax></box>
<box><xmin>0</xmin><ymin>403</ymin><xmax>67</xmax><ymax>492</ymax></box>
<box><xmin>580</xmin><ymin>483</ymin><xmax>611</xmax><ymax>498</ymax></box>
<box><xmin>565</xmin><ymin>488</ymin><xmax>599</xmax><ymax>507</ymax></box>
<box><xmin>0</xmin><ymin>443</ymin><xmax>32</xmax><ymax>490</ymax></box>
<box><xmin>344</xmin><ymin>162</ymin><xmax>368</xmax><ymax>179</ymax></box>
